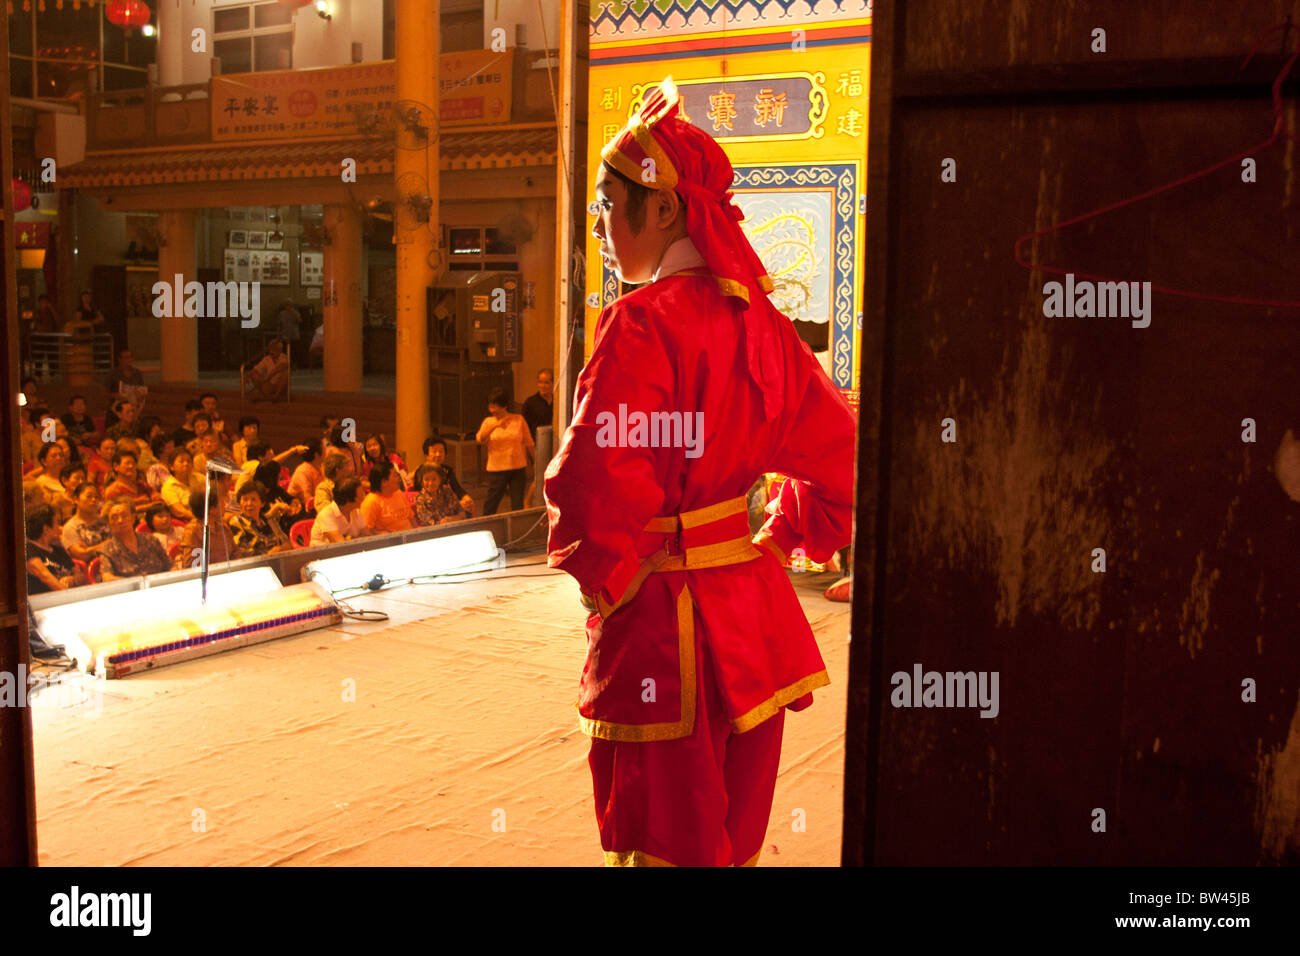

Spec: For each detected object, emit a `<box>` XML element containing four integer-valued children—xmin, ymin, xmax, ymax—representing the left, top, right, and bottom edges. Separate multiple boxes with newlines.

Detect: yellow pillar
<box><xmin>322</xmin><ymin>203</ymin><xmax>363</xmax><ymax>393</ymax></box>
<box><xmin>157</xmin><ymin>209</ymin><xmax>197</xmax><ymax>383</ymax></box>
<box><xmin>393</xmin><ymin>0</ymin><xmax>437</xmax><ymax>461</ymax></box>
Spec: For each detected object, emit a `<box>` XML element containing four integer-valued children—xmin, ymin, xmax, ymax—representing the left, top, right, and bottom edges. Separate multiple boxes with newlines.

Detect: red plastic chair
<box><xmin>404</xmin><ymin>490</ymin><xmax>417</xmax><ymax>506</ymax></box>
<box><xmin>289</xmin><ymin>519</ymin><xmax>314</xmax><ymax>549</ymax></box>
<box><xmin>135</xmin><ymin>521</ymin><xmax>148</xmax><ymax>534</ymax></box>
<box><xmin>87</xmin><ymin>556</ymin><xmax>102</xmax><ymax>583</ymax></box>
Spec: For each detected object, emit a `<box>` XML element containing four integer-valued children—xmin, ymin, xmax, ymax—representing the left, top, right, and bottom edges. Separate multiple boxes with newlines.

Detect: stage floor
<box><xmin>30</xmin><ymin>554</ymin><xmax>851</xmax><ymax>866</ymax></box>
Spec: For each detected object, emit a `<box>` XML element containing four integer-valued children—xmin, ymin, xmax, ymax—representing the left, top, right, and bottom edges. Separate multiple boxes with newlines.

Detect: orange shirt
<box><xmin>359</xmin><ymin>491</ymin><xmax>413</xmax><ymax>533</ymax></box>
<box><xmin>476</xmin><ymin>413</ymin><xmax>535</xmax><ymax>472</ymax></box>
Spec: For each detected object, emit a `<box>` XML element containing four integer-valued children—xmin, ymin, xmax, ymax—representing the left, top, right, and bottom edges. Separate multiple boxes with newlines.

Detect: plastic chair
<box><xmin>404</xmin><ymin>490</ymin><xmax>417</xmax><ymax>506</ymax></box>
<box><xmin>135</xmin><ymin>521</ymin><xmax>148</xmax><ymax>534</ymax></box>
<box><xmin>289</xmin><ymin>519</ymin><xmax>314</xmax><ymax>549</ymax></box>
<box><xmin>87</xmin><ymin>556</ymin><xmax>102</xmax><ymax>583</ymax></box>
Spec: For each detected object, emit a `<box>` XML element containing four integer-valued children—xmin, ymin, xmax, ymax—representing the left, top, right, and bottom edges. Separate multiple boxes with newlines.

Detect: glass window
<box><xmin>253</xmin><ymin>33</ymin><xmax>293</xmax><ymax>72</ymax></box>
<box><xmin>214</xmin><ymin>37</ymin><xmax>254</xmax><ymax>75</ymax></box>
<box><xmin>213</xmin><ymin>7</ymin><xmax>252</xmax><ymax>33</ymax></box>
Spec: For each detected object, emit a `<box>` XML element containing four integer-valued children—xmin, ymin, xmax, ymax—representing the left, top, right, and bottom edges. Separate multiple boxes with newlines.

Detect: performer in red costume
<box><xmin>544</xmin><ymin>78</ymin><xmax>857</xmax><ymax>867</ymax></box>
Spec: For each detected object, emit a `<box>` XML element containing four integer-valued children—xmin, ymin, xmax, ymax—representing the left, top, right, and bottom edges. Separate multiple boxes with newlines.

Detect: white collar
<box><xmin>652</xmin><ymin>237</ymin><xmax>706</xmax><ymax>282</ymax></box>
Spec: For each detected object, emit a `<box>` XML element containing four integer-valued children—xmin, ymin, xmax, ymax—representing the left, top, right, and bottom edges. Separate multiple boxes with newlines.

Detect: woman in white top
<box><xmin>310</xmin><ymin>477</ymin><xmax>369</xmax><ymax>545</ymax></box>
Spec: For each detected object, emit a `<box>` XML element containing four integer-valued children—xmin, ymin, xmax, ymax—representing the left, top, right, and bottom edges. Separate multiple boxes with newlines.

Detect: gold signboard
<box><xmin>438</xmin><ymin>49</ymin><xmax>514</xmax><ymax>126</ymax></box>
<box><xmin>212</xmin><ymin>62</ymin><xmax>396</xmax><ymax>142</ymax></box>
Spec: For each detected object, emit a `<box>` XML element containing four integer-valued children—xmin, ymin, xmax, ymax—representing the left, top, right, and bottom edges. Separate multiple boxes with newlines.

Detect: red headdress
<box><xmin>601</xmin><ymin>78</ymin><xmax>783</xmax><ymax>420</ymax></box>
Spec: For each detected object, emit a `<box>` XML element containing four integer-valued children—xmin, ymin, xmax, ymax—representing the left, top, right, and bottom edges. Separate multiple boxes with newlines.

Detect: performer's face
<box><xmin>593</xmin><ymin>166</ymin><xmax>658</xmax><ymax>284</ymax></box>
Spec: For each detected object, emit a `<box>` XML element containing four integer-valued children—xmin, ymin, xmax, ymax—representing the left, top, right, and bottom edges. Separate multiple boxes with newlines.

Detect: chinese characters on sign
<box><xmin>212</xmin><ymin>63</ymin><xmax>396</xmax><ymax>141</ymax></box>
<box><xmin>641</xmin><ymin>76</ymin><xmax>823</xmax><ymax>140</ymax></box>
<box><xmin>439</xmin><ymin>49</ymin><xmax>514</xmax><ymax>126</ymax></box>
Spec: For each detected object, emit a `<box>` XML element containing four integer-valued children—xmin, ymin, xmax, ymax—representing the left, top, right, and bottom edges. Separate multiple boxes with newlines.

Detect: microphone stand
<box><xmin>202</xmin><ymin>464</ymin><xmax>213</xmax><ymax>604</ymax></box>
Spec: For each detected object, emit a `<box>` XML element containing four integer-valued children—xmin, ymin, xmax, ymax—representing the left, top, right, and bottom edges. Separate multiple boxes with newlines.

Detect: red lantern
<box><xmin>11</xmin><ymin>179</ymin><xmax>32</xmax><ymax>212</ymax></box>
<box><xmin>106</xmin><ymin>0</ymin><xmax>151</xmax><ymax>30</ymax></box>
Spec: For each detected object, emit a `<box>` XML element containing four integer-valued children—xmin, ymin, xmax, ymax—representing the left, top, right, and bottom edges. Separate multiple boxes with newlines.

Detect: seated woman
<box><xmin>61</xmin><ymin>482</ymin><xmax>111</xmax><ymax>563</ymax></box>
<box><xmin>363</xmin><ymin>434</ymin><xmax>409</xmax><ymax>490</ymax></box>
<box><xmin>422</xmin><ymin>436</ymin><xmax>475</xmax><ymax>517</ymax></box>
<box><xmin>252</xmin><ymin>459</ymin><xmax>304</xmax><ymax>534</ymax></box>
<box><xmin>33</xmin><ymin>442</ymin><xmax>75</xmax><ymax>518</ymax></box>
<box><xmin>287</xmin><ymin>438</ymin><xmax>325</xmax><ymax>510</ymax></box>
<box><xmin>99</xmin><ymin>497</ymin><xmax>172</xmax><ymax>580</ymax></box>
<box><xmin>310</xmin><ymin>477</ymin><xmax>369</xmax><ymax>545</ymax></box>
<box><xmin>25</xmin><ymin>503</ymin><xmax>86</xmax><ymax>593</ymax></box>
<box><xmin>359</xmin><ymin>461</ymin><xmax>413</xmax><ymax>534</ymax></box>
<box><xmin>87</xmin><ymin>435</ymin><xmax>118</xmax><ymax>489</ymax></box>
<box><xmin>160</xmin><ymin>447</ymin><xmax>203</xmax><ymax>521</ymax></box>
<box><xmin>102</xmin><ymin>447</ymin><xmax>155</xmax><ymax>513</ymax></box>
<box><xmin>314</xmin><ymin>451</ymin><xmax>353</xmax><ymax>513</ymax></box>
<box><xmin>412</xmin><ymin>464</ymin><xmax>469</xmax><ymax>526</ymax></box>
<box><xmin>226</xmin><ymin>481</ymin><xmax>293</xmax><ymax>558</ymax></box>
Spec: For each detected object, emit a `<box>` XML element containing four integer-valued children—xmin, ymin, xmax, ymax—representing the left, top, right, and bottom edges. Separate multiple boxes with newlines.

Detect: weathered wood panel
<box><xmin>846</xmin><ymin>0</ymin><xmax>1299</xmax><ymax>865</ymax></box>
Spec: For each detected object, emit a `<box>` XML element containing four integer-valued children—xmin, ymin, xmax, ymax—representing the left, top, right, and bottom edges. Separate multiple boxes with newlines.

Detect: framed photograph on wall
<box><xmin>228</xmin><ymin>230</ymin><xmax>248</xmax><ymax>248</ymax></box>
<box><xmin>247</xmin><ymin>231</ymin><xmax>267</xmax><ymax>250</ymax></box>
<box><xmin>300</xmin><ymin>250</ymin><xmax>324</xmax><ymax>286</ymax></box>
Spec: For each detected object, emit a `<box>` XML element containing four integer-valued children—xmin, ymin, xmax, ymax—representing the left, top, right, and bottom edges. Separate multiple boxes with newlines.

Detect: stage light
<box><xmin>34</xmin><ymin>568</ymin><xmax>284</xmax><ymax>668</ymax></box>
<box><xmin>301</xmin><ymin>530</ymin><xmax>503</xmax><ymax>594</ymax></box>
<box><xmin>142</xmin><ymin>24</ymin><xmax>156</xmax><ymax>37</ymax></box>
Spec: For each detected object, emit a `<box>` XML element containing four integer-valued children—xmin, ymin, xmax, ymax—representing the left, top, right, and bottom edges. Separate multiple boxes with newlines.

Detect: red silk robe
<box><xmin>544</xmin><ymin>271</ymin><xmax>856</xmax><ymax>739</ymax></box>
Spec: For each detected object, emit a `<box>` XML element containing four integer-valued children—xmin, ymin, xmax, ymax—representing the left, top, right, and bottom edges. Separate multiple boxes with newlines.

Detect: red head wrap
<box><xmin>601</xmin><ymin>78</ymin><xmax>782</xmax><ymax>419</ymax></box>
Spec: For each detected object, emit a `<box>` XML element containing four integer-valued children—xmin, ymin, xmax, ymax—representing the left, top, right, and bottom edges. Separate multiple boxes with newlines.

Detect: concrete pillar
<box><xmin>322</xmin><ymin>203</ymin><xmax>364</xmax><ymax>394</ymax></box>
<box><xmin>394</xmin><ymin>0</ymin><xmax>437</xmax><ymax>460</ymax></box>
<box><xmin>156</xmin><ymin>209</ymin><xmax>197</xmax><ymax>383</ymax></box>
<box><xmin>156</xmin><ymin>0</ymin><xmax>183</xmax><ymax>88</ymax></box>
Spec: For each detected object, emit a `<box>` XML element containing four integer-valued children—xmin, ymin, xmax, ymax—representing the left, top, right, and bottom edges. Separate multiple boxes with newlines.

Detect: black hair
<box><xmin>192</xmin><ymin>412</ymin><xmax>212</xmax><ymax>426</ymax></box>
<box><xmin>184</xmin><ymin>399</ymin><xmax>203</xmax><ymax>412</ymax></box>
<box><xmin>150</xmin><ymin>434</ymin><xmax>171</xmax><ymax>457</ymax></box>
<box><xmin>69</xmin><ymin>394</ymin><xmax>86</xmax><ymax>404</ymax></box>
<box><xmin>247</xmin><ymin>441</ymin><xmax>271</xmax><ymax>461</ymax></box>
<box><xmin>25</xmin><ymin>504</ymin><xmax>55</xmax><ymax>541</ymax></box>
<box><xmin>369</xmin><ymin>460</ymin><xmax>395</xmax><ymax>488</ymax></box>
<box><xmin>199</xmin><ymin>392</ymin><xmax>217</xmax><ymax>402</ymax></box>
<box><xmin>488</xmin><ymin>387</ymin><xmax>510</xmax><ymax>410</ymax></box>
<box><xmin>37</xmin><ymin>441</ymin><xmax>61</xmax><ymax>463</ymax></box>
<box><xmin>253</xmin><ymin>461</ymin><xmax>283</xmax><ymax>494</ymax></box>
<box><xmin>601</xmin><ymin>160</ymin><xmax>651</xmax><ymax>233</ymax></box>
<box><xmin>302</xmin><ymin>437</ymin><xmax>324</xmax><ymax>461</ymax></box>
<box><xmin>364</xmin><ymin>434</ymin><xmax>388</xmax><ymax>462</ymax></box>
<box><xmin>111</xmin><ymin>447</ymin><xmax>138</xmax><ymax>466</ymax></box>
<box><xmin>168</xmin><ymin>446</ymin><xmax>192</xmax><ymax>468</ymax></box>
<box><xmin>237</xmin><ymin>480</ymin><xmax>267</xmax><ymax>502</ymax></box>
<box><xmin>238</xmin><ymin>416</ymin><xmax>260</xmax><ymax>432</ymax></box>
<box><xmin>334</xmin><ymin>476</ymin><xmax>363</xmax><ymax>507</ymax></box>
<box><xmin>422</xmin><ymin>436</ymin><xmax>447</xmax><ymax>454</ymax></box>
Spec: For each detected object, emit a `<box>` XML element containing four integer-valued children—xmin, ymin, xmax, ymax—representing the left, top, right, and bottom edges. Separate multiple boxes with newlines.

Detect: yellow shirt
<box><xmin>476</xmin><ymin>413</ymin><xmax>534</xmax><ymax>472</ymax></box>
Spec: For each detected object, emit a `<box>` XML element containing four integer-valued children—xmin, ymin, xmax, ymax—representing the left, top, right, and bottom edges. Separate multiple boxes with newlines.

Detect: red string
<box><xmin>1014</xmin><ymin>23</ymin><xmax>1300</xmax><ymax>310</ymax></box>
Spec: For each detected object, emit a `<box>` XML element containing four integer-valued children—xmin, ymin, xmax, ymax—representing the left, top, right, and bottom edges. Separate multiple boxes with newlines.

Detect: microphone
<box><xmin>204</xmin><ymin>454</ymin><xmax>241</xmax><ymax>475</ymax></box>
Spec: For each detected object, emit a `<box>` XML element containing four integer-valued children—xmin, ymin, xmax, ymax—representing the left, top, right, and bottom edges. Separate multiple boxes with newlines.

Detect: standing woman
<box><xmin>99</xmin><ymin>497</ymin><xmax>172</xmax><ymax>581</ymax></box>
<box><xmin>476</xmin><ymin>388</ymin><xmax>534</xmax><ymax>514</ymax></box>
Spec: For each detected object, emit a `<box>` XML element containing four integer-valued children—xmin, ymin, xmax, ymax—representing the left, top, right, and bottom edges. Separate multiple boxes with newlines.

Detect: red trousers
<box><xmin>587</xmin><ymin>632</ymin><xmax>786</xmax><ymax>866</ymax></box>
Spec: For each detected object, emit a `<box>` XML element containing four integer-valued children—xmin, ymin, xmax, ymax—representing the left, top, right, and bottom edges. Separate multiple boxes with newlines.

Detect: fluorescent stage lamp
<box><xmin>34</xmin><ymin>567</ymin><xmax>283</xmax><ymax>669</ymax></box>
<box><xmin>301</xmin><ymin>530</ymin><xmax>503</xmax><ymax>593</ymax></box>
<box><xmin>76</xmin><ymin>582</ymin><xmax>341</xmax><ymax>678</ymax></box>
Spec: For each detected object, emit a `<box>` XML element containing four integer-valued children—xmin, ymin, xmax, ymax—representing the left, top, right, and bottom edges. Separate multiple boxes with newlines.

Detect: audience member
<box><xmin>476</xmin><ymin>388</ymin><xmax>534</xmax><ymax>514</ymax></box>
<box><xmin>61</xmin><ymin>483</ymin><xmax>110</xmax><ymax>563</ymax></box>
<box><xmin>363</xmin><ymin>434</ymin><xmax>409</xmax><ymax>489</ymax></box>
<box><xmin>20</xmin><ymin>409</ymin><xmax>48</xmax><ymax>466</ymax></box>
<box><xmin>199</xmin><ymin>393</ymin><xmax>231</xmax><ymax>442</ymax></box>
<box><xmin>102</xmin><ymin>447</ymin><xmax>153</xmax><ymax>511</ymax></box>
<box><xmin>102</xmin><ymin>347</ymin><xmax>142</xmax><ymax>407</ymax></box>
<box><xmin>144</xmin><ymin>434</ymin><xmax>175</xmax><ymax>492</ymax></box>
<box><xmin>232</xmin><ymin>416</ymin><xmax>260</xmax><ymax>467</ymax></box>
<box><xmin>310</xmin><ymin>477</ymin><xmax>368</xmax><ymax>545</ymax></box>
<box><xmin>60</xmin><ymin>394</ymin><xmax>97</xmax><ymax>446</ymax></box>
<box><xmin>88</xmin><ymin>436</ymin><xmax>117</xmax><ymax>488</ymax></box>
<box><xmin>193</xmin><ymin>430</ymin><xmax>230</xmax><ymax>476</ymax></box>
<box><xmin>170</xmin><ymin>400</ymin><xmax>202</xmax><ymax>448</ymax></box>
<box><xmin>106</xmin><ymin>400</ymin><xmax>142</xmax><ymax>441</ymax></box>
<box><xmin>248</xmin><ymin>338</ymin><xmax>290</xmax><ymax>402</ymax></box>
<box><xmin>176</xmin><ymin>489</ymin><xmax>235</xmax><ymax>569</ymax></box>
<box><xmin>422</xmin><ymin>436</ymin><xmax>475</xmax><ymax>517</ymax></box>
<box><xmin>325</xmin><ymin>424</ymin><xmax>365</xmax><ymax>476</ymax></box>
<box><xmin>33</xmin><ymin>442</ymin><xmax>74</xmax><ymax>513</ymax></box>
<box><xmin>253</xmin><ymin>460</ymin><xmax>303</xmax><ymax>533</ymax></box>
<box><xmin>360</xmin><ymin>461</ymin><xmax>413</xmax><ymax>533</ymax></box>
<box><xmin>99</xmin><ymin>497</ymin><xmax>172</xmax><ymax>581</ymax></box>
<box><xmin>227</xmin><ymin>482</ymin><xmax>291</xmax><ymax>557</ymax></box>
<box><xmin>314</xmin><ymin>451</ymin><xmax>352</xmax><ymax>512</ymax></box>
<box><xmin>25</xmin><ymin>503</ymin><xmax>84</xmax><ymax>593</ymax></box>
<box><xmin>161</xmin><ymin>447</ymin><xmax>203</xmax><ymax>520</ymax></box>
<box><xmin>146</xmin><ymin>502</ymin><xmax>183</xmax><ymax>554</ymax></box>
<box><xmin>522</xmin><ymin>368</ymin><xmax>555</xmax><ymax>441</ymax></box>
<box><xmin>413</xmin><ymin>464</ymin><xmax>469</xmax><ymax>526</ymax></box>
<box><xmin>287</xmin><ymin>438</ymin><xmax>325</xmax><ymax>509</ymax></box>
<box><xmin>186</xmin><ymin>412</ymin><xmax>212</xmax><ymax>455</ymax></box>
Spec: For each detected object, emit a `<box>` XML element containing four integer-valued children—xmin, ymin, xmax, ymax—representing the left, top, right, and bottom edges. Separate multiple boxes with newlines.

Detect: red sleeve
<box><xmin>543</xmin><ymin>300</ymin><xmax>671</xmax><ymax>608</ymax></box>
<box><xmin>757</xmin><ymin>334</ymin><xmax>857</xmax><ymax>564</ymax></box>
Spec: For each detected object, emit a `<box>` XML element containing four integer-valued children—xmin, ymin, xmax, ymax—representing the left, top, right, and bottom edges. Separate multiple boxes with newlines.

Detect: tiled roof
<box><xmin>61</xmin><ymin>127</ymin><xmax>556</xmax><ymax>189</ymax></box>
